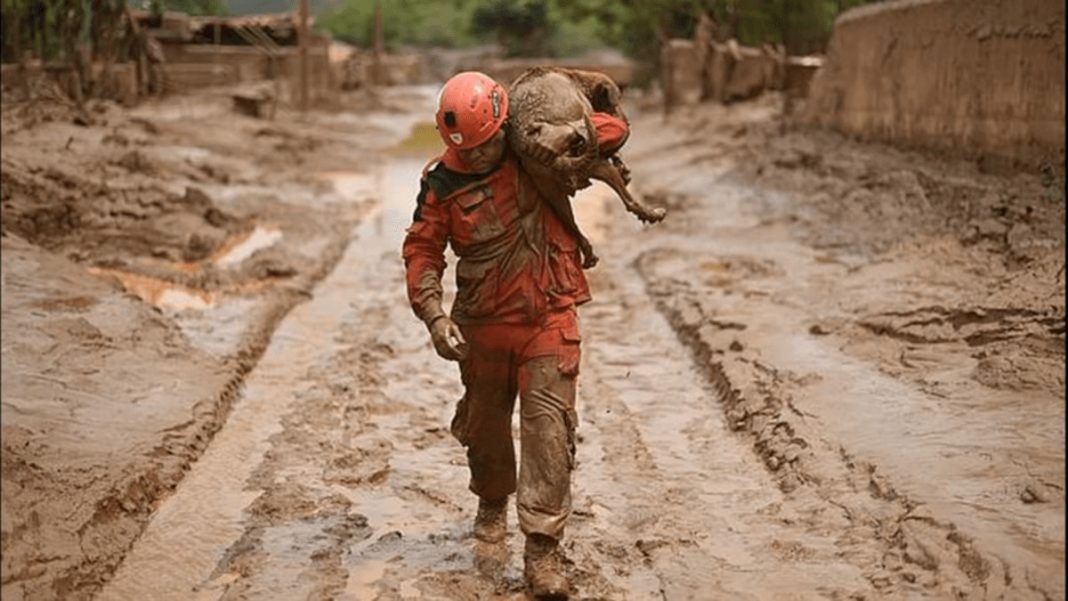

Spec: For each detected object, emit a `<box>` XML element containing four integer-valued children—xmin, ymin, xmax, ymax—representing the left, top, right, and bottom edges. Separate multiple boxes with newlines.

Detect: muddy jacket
<box><xmin>403</xmin><ymin>152</ymin><xmax>591</xmax><ymax>325</ymax></box>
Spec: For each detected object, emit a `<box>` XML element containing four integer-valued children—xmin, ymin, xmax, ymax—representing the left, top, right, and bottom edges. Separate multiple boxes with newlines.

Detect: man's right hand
<box><xmin>429</xmin><ymin>316</ymin><xmax>468</xmax><ymax>361</ymax></box>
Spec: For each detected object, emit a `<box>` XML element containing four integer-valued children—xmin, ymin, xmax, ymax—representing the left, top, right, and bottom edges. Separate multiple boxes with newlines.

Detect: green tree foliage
<box><xmin>318</xmin><ymin>0</ymin><xmax>482</xmax><ymax>49</ymax></box>
<box><xmin>1</xmin><ymin>0</ymin><xmax>227</xmax><ymax>63</ymax></box>
<box><xmin>706</xmin><ymin>0</ymin><xmax>878</xmax><ymax>54</ymax></box>
<box><xmin>154</xmin><ymin>0</ymin><xmax>227</xmax><ymax>15</ymax></box>
<box><xmin>1</xmin><ymin>0</ymin><xmax>97</xmax><ymax>62</ymax></box>
<box><xmin>471</xmin><ymin>0</ymin><xmax>548</xmax><ymax>56</ymax></box>
<box><xmin>550</xmin><ymin>0</ymin><xmax>701</xmax><ymax>60</ymax></box>
<box><xmin>316</xmin><ymin>0</ymin><xmax>603</xmax><ymax>57</ymax></box>
<box><xmin>554</xmin><ymin>0</ymin><xmax>881</xmax><ymax>59</ymax></box>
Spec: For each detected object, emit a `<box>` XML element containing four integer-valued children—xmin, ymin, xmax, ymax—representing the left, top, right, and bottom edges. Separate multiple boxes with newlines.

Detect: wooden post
<box><xmin>125</xmin><ymin>7</ymin><xmax>147</xmax><ymax>96</ymax></box>
<box><xmin>657</xmin><ymin>25</ymin><xmax>674</xmax><ymax>120</ymax></box>
<box><xmin>372</xmin><ymin>1</ymin><xmax>383</xmax><ymax>85</ymax></box>
<box><xmin>298</xmin><ymin>0</ymin><xmax>309</xmax><ymax>113</ymax></box>
<box><xmin>213</xmin><ymin>18</ymin><xmax>220</xmax><ymax>76</ymax></box>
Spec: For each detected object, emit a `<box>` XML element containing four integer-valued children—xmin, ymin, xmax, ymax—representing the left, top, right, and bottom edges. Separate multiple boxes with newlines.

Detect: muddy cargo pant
<box><xmin>451</xmin><ymin>308</ymin><xmax>581</xmax><ymax>541</ymax></box>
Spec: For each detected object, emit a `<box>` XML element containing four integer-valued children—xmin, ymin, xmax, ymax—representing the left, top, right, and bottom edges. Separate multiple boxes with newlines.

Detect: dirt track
<box><xmin>2</xmin><ymin>85</ymin><xmax>1064</xmax><ymax>600</ymax></box>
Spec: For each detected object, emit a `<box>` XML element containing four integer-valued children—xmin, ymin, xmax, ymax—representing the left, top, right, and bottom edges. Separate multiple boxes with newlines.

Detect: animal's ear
<box><xmin>589</xmin><ymin>83</ymin><xmax>613</xmax><ymax>113</ymax></box>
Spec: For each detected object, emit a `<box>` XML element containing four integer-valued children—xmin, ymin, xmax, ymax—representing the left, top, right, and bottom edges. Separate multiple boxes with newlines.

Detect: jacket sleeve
<box><xmin>402</xmin><ymin>179</ymin><xmax>450</xmax><ymax>325</ymax></box>
<box><xmin>590</xmin><ymin>112</ymin><xmax>630</xmax><ymax>156</ymax></box>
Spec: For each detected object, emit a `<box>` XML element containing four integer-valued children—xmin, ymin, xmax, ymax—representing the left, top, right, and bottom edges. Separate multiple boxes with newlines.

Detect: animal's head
<box><xmin>506</xmin><ymin>68</ymin><xmax>600</xmax><ymax>196</ymax></box>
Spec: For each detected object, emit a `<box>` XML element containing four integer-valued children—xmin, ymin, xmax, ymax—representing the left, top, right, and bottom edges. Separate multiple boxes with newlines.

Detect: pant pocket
<box><xmin>557</xmin><ymin>324</ymin><xmax>581</xmax><ymax>377</ymax></box>
<box><xmin>450</xmin><ymin>393</ymin><xmax>469</xmax><ymax>446</ymax></box>
<box><xmin>563</xmin><ymin>407</ymin><xmax>578</xmax><ymax>470</ymax></box>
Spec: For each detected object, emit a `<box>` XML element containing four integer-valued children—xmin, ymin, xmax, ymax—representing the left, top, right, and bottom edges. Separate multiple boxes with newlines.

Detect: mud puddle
<box><xmin>213</xmin><ymin>225</ymin><xmax>283</xmax><ymax>267</ymax></box>
<box><xmin>88</xmin><ymin>267</ymin><xmax>220</xmax><ymax>310</ymax></box>
<box><xmin>86</xmin><ymin>223</ymin><xmax>285</xmax><ymax>312</ymax></box>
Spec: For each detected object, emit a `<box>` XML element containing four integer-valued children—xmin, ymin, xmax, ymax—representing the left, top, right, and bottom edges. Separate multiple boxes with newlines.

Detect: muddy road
<box><xmin>3</xmin><ymin>84</ymin><xmax>1063</xmax><ymax>600</ymax></box>
<box><xmin>94</xmin><ymin>163</ymin><xmax>888</xmax><ymax>600</ymax></box>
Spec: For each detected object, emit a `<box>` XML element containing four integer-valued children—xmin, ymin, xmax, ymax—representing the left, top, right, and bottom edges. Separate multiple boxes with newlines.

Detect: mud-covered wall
<box><xmin>802</xmin><ymin>0</ymin><xmax>1065</xmax><ymax>171</ymax></box>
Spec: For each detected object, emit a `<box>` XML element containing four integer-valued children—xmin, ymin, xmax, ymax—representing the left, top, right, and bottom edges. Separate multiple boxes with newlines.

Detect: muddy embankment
<box><xmin>625</xmin><ymin>89</ymin><xmax>1064</xmax><ymax>598</ymax></box>
<box><xmin>0</xmin><ymin>85</ymin><xmax>425</xmax><ymax>600</ymax></box>
<box><xmin>802</xmin><ymin>0</ymin><xmax>1066</xmax><ymax>173</ymax></box>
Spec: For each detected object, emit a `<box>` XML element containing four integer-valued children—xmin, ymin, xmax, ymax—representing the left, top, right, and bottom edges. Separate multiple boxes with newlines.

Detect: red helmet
<box><xmin>435</xmin><ymin>71</ymin><xmax>508</xmax><ymax>150</ymax></box>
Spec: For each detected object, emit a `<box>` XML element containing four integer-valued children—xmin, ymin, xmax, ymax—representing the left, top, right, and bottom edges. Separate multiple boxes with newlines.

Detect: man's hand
<box><xmin>429</xmin><ymin>316</ymin><xmax>468</xmax><ymax>361</ymax></box>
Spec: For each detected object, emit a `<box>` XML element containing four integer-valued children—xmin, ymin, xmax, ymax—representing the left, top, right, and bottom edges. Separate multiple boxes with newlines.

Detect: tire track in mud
<box><xmin>94</xmin><ymin>214</ymin><xmax>378</xmax><ymax>601</ymax></box>
<box><xmin>2</xmin><ymin>222</ymin><xmax>352</xmax><ymax>601</ymax></box>
<box><xmin>623</xmin><ymin>189</ymin><xmax>1060</xmax><ymax>599</ymax></box>
<box><xmin>98</xmin><ymin>170</ymin><xmax>880</xmax><ymax>600</ymax></box>
<box><xmin>619</xmin><ymin>101</ymin><xmax>1063</xmax><ymax>600</ymax></box>
<box><xmin>564</xmin><ymin>262</ymin><xmax>878</xmax><ymax>600</ymax></box>
<box><xmin>549</xmin><ymin>185</ymin><xmax>901</xmax><ymax>600</ymax></box>
<box><xmin>94</xmin><ymin>159</ymin><xmax>1055</xmax><ymax>600</ymax></box>
<box><xmin>635</xmin><ymin>259</ymin><xmax>992</xmax><ymax>594</ymax></box>
<box><xmin>638</xmin><ymin>253</ymin><xmax>1062</xmax><ymax>600</ymax></box>
<box><xmin>96</xmin><ymin>159</ymin><xmax>521</xmax><ymax>601</ymax></box>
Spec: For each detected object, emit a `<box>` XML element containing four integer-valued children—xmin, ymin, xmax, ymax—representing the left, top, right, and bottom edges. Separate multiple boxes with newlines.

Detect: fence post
<box><xmin>299</xmin><ymin>0</ymin><xmax>309</xmax><ymax>113</ymax></box>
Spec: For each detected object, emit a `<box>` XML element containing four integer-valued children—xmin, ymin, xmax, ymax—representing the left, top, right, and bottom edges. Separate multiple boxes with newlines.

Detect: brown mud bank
<box><xmin>626</xmin><ymin>94</ymin><xmax>1064</xmax><ymax>598</ymax></box>
<box><xmin>0</xmin><ymin>85</ymin><xmax>425</xmax><ymax>600</ymax></box>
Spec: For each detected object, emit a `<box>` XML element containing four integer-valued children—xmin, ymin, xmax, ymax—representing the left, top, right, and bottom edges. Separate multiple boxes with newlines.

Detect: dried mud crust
<box><xmin>624</xmin><ymin>95</ymin><xmax>1064</xmax><ymax>599</ymax></box>
<box><xmin>0</xmin><ymin>89</ymin><xmax>383</xmax><ymax>600</ymax></box>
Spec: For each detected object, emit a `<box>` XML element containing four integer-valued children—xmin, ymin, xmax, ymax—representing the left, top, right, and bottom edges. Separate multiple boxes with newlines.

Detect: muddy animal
<box><xmin>505</xmin><ymin>67</ymin><xmax>666</xmax><ymax>268</ymax></box>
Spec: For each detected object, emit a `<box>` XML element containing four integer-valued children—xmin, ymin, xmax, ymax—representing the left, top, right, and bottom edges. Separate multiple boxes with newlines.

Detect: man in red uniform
<box><xmin>402</xmin><ymin>71</ymin><xmax>627</xmax><ymax>600</ymax></box>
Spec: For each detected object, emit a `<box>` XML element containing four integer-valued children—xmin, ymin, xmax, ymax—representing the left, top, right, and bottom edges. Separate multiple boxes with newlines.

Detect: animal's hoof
<box><xmin>640</xmin><ymin>207</ymin><xmax>667</xmax><ymax>224</ymax></box>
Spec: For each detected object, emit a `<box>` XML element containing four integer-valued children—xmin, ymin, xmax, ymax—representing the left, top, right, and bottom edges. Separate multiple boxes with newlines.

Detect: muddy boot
<box><xmin>473</xmin><ymin>497</ymin><xmax>507</xmax><ymax>543</ymax></box>
<box><xmin>524</xmin><ymin>534</ymin><xmax>569</xmax><ymax>600</ymax></box>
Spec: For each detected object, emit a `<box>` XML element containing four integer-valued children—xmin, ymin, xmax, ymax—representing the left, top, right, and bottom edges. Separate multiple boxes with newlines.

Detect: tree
<box><xmin>318</xmin><ymin>0</ymin><xmax>481</xmax><ymax>49</ymax></box>
<box><xmin>553</xmin><ymin>0</ymin><xmax>881</xmax><ymax>59</ymax></box>
<box><xmin>156</xmin><ymin>0</ymin><xmax>227</xmax><ymax>15</ymax></box>
<box><xmin>470</xmin><ymin>0</ymin><xmax>549</xmax><ymax>57</ymax></box>
<box><xmin>551</xmin><ymin>0</ymin><xmax>701</xmax><ymax>63</ymax></box>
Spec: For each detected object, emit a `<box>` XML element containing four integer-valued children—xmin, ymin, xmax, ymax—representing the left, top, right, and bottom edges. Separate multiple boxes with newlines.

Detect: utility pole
<box><xmin>298</xmin><ymin>0</ymin><xmax>309</xmax><ymax>113</ymax></box>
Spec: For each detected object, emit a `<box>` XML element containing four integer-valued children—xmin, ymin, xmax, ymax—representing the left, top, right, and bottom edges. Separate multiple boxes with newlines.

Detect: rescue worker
<box><xmin>401</xmin><ymin>71</ymin><xmax>628</xmax><ymax>600</ymax></box>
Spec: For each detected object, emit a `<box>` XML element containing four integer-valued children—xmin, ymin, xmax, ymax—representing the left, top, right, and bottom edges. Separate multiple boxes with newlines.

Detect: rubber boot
<box><xmin>524</xmin><ymin>533</ymin><xmax>569</xmax><ymax>600</ymax></box>
<box><xmin>473</xmin><ymin>497</ymin><xmax>507</xmax><ymax>543</ymax></box>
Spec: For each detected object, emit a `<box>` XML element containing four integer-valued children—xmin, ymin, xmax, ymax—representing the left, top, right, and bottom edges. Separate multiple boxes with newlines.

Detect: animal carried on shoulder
<box><xmin>506</xmin><ymin>66</ymin><xmax>667</xmax><ymax>268</ymax></box>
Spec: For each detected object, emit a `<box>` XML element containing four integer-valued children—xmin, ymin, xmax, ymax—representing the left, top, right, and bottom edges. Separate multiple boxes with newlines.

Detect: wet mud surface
<box><xmin>3</xmin><ymin>86</ymin><xmax>1063</xmax><ymax>600</ymax></box>
<box><xmin>629</xmin><ymin>97</ymin><xmax>1065</xmax><ymax>598</ymax></box>
<box><xmin>1</xmin><ymin>86</ymin><xmax>425</xmax><ymax>600</ymax></box>
<box><xmin>94</xmin><ymin>164</ymin><xmax>890</xmax><ymax>601</ymax></box>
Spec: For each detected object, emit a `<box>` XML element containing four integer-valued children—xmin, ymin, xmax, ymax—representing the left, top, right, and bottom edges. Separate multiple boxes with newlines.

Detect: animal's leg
<box><xmin>549</xmin><ymin>195</ymin><xmax>599</xmax><ymax>269</ymax></box>
<box><xmin>579</xmin><ymin>236</ymin><xmax>599</xmax><ymax>269</ymax></box>
<box><xmin>610</xmin><ymin>155</ymin><xmax>631</xmax><ymax>185</ymax></box>
<box><xmin>589</xmin><ymin>159</ymin><xmax>667</xmax><ymax>224</ymax></box>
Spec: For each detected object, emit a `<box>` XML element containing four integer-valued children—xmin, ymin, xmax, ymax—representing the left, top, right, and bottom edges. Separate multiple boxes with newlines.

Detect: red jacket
<box><xmin>403</xmin><ymin>153</ymin><xmax>589</xmax><ymax>325</ymax></box>
<box><xmin>402</xmin><ymin>113</ymin><xmax>628</xmax><ymax>326</ymax></box>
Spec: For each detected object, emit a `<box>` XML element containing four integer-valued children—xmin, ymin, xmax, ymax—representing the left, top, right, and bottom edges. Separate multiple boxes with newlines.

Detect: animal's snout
<box><xmin>567</xmin><ymin>133</ymin><xmax>587</xmax><ymax>157</ymax></box>
<box><xmin>526</xmin><ymin>119</ymin><xmax>592</xmax><ymax>162</ymax></box>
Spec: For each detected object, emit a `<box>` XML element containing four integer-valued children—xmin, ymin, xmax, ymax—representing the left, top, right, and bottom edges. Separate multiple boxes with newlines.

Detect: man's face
<box><xmin>457</xmin><ymin>129</ymin><xmax>506</xmax><ymax>174</ymax></box>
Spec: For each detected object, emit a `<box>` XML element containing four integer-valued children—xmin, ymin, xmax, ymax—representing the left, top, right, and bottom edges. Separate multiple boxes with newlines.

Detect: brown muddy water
<box><xmin>86</xmin><ymin>225</ymin><xmax>286</xmax><ymax>311</ymax></box>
